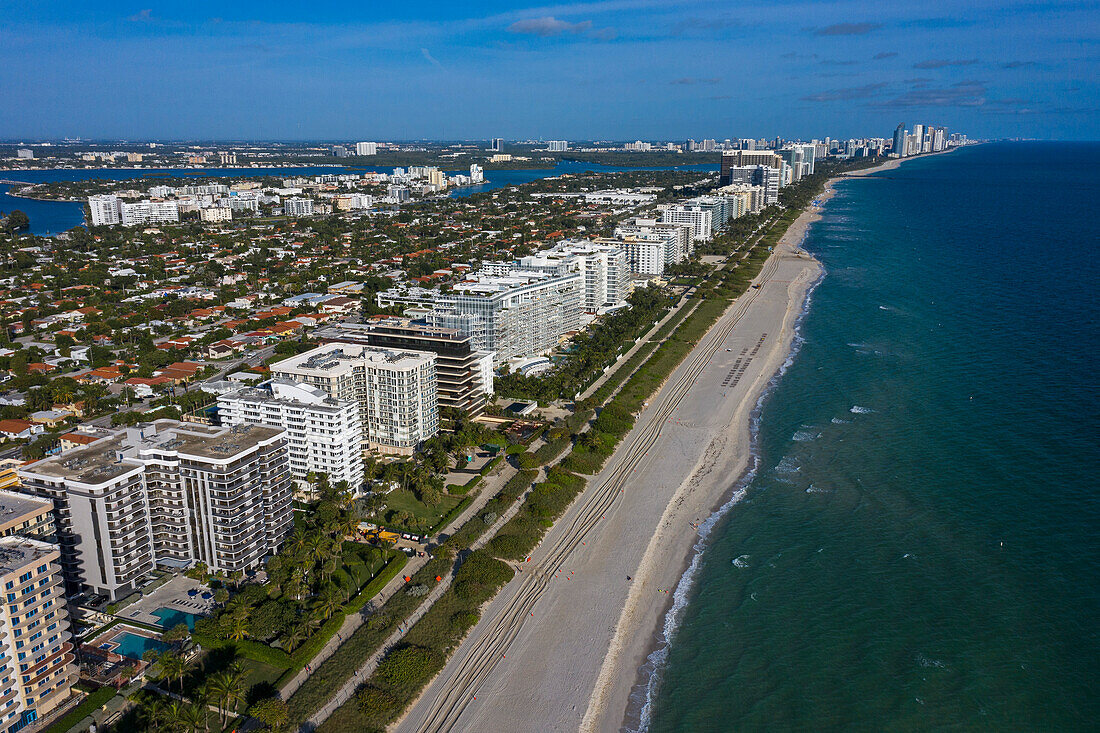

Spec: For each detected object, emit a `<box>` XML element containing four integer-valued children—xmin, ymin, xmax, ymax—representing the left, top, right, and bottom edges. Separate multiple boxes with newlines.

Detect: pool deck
<box><xmin>117</xmin><ymin>574</ymin><xmax>217</xmax><ymax>627</ymax></box>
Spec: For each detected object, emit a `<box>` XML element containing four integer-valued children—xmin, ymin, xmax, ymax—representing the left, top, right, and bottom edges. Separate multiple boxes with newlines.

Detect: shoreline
<box><xmin>590</xmin><ymin>149</ymin><xmax>949</xmax><ymax>733</ymax></box>
<box><xmin>388</xmin><ymin>148</ymin><xmax>959</xmax><ymax>733</ymax></box>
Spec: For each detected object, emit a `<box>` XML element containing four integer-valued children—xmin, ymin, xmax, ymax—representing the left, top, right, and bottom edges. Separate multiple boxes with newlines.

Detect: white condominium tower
<box><xmin>87</xmin><ymin>195</ymin><xmax>122</xmax><ymax>226</ymax></box>
<box><xmin>513</xmin><ymin>240</ymin><xmax>629</xmax><ymax>313</ymax></box>
<box><xmin>19</xmin><ymin>421</ymin><xmax>293</xmax><ymax>600</ymax></box>
<box><xmin>218</xmin><ymin>380</ymin><xmax>364</xmax><ymax>490</ymax></box>
<box><xmin>607</xmin><ymin>218</ymin><xmax>694</xmax><ymax>276</ymax></box>
<box><xmin>269</xmin><ymin>344</ymin><xmax>439</xmax><ymax>455</ymax></box>
<box><xmin>355</xmin><ymin>142</ymin><xmax>377</xmax><ymax>156</ymax></box>
<box><xmin>0</xmin><ymin>537</ymin><xmax>76</xmax><ymax>731</ymax></box>
<box><xmin>377</xmin><ymin>270</ymin><xmax>583</xmax><ymax>365</ymax></box>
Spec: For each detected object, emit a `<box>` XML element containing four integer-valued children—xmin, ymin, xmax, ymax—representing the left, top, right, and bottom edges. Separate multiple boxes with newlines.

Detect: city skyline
<box><xmin>4</xmin><ymin>0</ymin><xmax>1097</xmax><ymax>141</ymax></box>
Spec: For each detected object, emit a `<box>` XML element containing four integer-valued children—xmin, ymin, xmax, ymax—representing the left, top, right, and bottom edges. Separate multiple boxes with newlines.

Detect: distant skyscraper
<box><xmin>332</xmin><ymin>145</ymin><xmax>350</xmax><ymax>158</ymax></box>
<box><xmin>491</xmin><ymin>138</ymin><xmax>504</xmax><ymax>151</ymax></box>
<box><xmin>893</xmin><ymin>123</ymin><xmax>907</xmax><ymax>157</ymax></box>
<box><xmin>548</xmin><ymin>140</ymin><xmax>569</xmax><ymax>152</ymax></box>
<box><xmin>355</xmin><ymin>142</ymin><xmax>377</xmax><ymax>156</ymax></box>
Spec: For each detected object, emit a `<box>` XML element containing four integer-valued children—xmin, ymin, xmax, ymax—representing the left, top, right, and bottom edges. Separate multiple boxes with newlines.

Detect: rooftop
<box><xmin>20</xmin><ymin>420</ymin><xmax>284</xmax><ymax>484</ymax></box>
<box><xmin>0</xmin><ymin>536</ymin><xmax>57</xmax><ymax>575</ymax></box>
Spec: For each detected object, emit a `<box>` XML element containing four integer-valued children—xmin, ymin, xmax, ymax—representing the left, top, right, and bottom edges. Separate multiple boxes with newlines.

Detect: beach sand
<box><xmin>392</xmin><ymin>153</ymin><xmax>940</xmax><ymax>733</ymax></box>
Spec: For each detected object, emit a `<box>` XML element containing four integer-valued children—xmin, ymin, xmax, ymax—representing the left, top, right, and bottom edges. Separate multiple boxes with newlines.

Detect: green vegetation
<box><xmin>41</xmin><ymin>687</ymin><xmax>116</xmax><ymax>733</ymax></box>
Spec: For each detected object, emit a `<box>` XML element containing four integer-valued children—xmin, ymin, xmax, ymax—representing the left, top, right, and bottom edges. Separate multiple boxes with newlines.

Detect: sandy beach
<box><xmin>392</xmin><ymin>152</ymin><xmax>940</xmax><ymax>733</ymax></box>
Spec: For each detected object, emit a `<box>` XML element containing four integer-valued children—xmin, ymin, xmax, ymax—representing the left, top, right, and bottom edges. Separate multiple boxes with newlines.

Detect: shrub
<box><xmin>375</xmin><ymin>645</ymin><xmax>439</xmax><ymax>690</ymax></box>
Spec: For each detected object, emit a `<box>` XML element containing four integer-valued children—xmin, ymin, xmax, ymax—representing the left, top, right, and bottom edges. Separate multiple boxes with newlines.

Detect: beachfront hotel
<box><xmin>0</xmin><ymin>537</ymin><xmax>76</xmax><ymax>732</ymax></box>
<box><xmin>18</xmin><ymin>421</ymin><xmax>294</xmax><ymax>601</ymax></box>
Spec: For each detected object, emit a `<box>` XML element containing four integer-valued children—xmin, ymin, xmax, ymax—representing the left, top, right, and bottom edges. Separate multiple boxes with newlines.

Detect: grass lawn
<box><xmin>381</xmin><ymin>489</ymin><xmax>461</xmax><ymax>528</ymax></box>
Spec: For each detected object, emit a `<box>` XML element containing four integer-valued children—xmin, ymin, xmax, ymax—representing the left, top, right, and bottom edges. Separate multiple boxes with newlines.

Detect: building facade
<box><xmin>315</xmin><ymin>319</ymin><xmax>493</xmax><ymax>417</ymax></box>
<box><xmin>18</xmin><ymin>421</ymin><xmax>293</xmax><ymax>600</ymax></box>
<box><xmin>218</xmin><ymin>381</ymin><xmax>364</xmax><ymax>489</ymax></box>
<box><xmin>0</xmin><ymin>537</ymin><xmax>76</xmax><ymax>733</ymax></box>
<box><xmin>269</xmin><ymin>344</ymin><xmax>439</xmax><ymax>454</ymax></box>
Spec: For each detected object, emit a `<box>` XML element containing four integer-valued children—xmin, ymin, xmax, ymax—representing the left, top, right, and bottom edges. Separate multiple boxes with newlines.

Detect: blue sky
<box><xmin>3</xmin><ymin>0</ymin><xmax>1097</xmax><ymax>141</ymax></box>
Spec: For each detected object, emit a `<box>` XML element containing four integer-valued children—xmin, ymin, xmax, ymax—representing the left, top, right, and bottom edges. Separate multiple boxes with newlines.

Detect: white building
<box><xmin>269</xmin><ymin>344</ymin><xmax>439</xmax><ymax>455</ymax></box>
<box><xmin>87</xmin><ymin>195</ymin><xmax>122</xmax><ymax>226</ymax></box>
<box><xmin>284</xmin><ymin>198</ymin><xmax>314</xmax><ymax>217</ymax></box>
<box><xmin>613</xmin><ymin>217</ymin><xmax>694</xmax><ymax>274</ymax></box>
<box><xmin>547</xmin><ymin>140</ymin><xmax>569</xmax><ymax>152</ymax></box>
<box><xmin>378</xmin><ymin>270</ymin><xmax>583</xmax><ymax>365</ymax></box>
<box><xmin>355</xmin><ymin>142</ymin><xmax>378</xmax><ymax>156</ymax></box>
<box><xmin>119</xmin><ymin>200</ymin><xmax>180</xmax><ymax>226</ymax></box>
<box><xmin>219</xmin><ymin>380</ymin><xmax>364</xmax><ymax>490</ymax></box>
<box><xmin>516</xmin><ymin>241</ymin><xmax>629</xmax><ymax>313</ymax></box>
<box><xmin>18</xmin><ymin>421</ymin><xmax>293</xmax><ymax>600</ymax></box>
<box><xmin>619</xmin><ymin>238</ymin><xmax>666</xmax><ymax>276</ymax></box>
<box><xmin>660</xmin><ymin>205</ymin><xmax>715</xmax><ymax>242</ymax></box>
<box><xmin>470</xmin><ymin>164</ymin><xmax>484</xmax><ymax>183</ymax></box>
<box><xmin>15</xmin><ymin>149</ymin><xmax>33</xmax><ymax>160</ymax></box>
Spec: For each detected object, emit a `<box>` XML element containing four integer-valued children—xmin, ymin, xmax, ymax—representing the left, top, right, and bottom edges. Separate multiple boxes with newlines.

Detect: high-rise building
<box><xmin>355</xmin><ymin>142</ymin><xmax>378</xmax><ymax>156</ymax></box>
<box><xmin>0</xmin><ymin>537</ymin><xmax>77</xmax><ymax>730</ymax></box>
<box><xmin>119</xmin><ymin>200</ymin><xmax>180</xmax><ymax>227</ymax></box>
<box><xmin>218</xmin><ymin>151</ymin><xmax>238</xmax><ymax>166</ymax></box>
<box><xmin>269</xmin><ymin>344</ymin><xmax>439</xmax><ymax>454</ymax></box>
<box><xmin>893</xmin><ymin>123</ymin><xmax>907</xmax><ymax>157</ymax></box>
<box><xmin>547</xmin><ymin>140</ymin><xmax>569</xmax><ymax>152</ymax></box>
<box><xmin>490</xmin><ymin>138</ymin><xmax>504</xmax><ymax>151</ymax></box>
<box><xmin>284</xmin><ymin>198</ymin><xmax>314</xmax><ymax>217</ymax></box>
<box><xmin>513</xmin><ymin>241</ymin><xmax>629</xmax><ymax>313</ymax></box>
<box><xmin>332</xmin><ymin>145</ymin><xmax>350</xmax><ymax>158</ymax></box>
<box><xmin>613</xmin><ymin>218</ymin><xmax>694</xmax><ymax>271</ymax></box>
<box><xmin>15</xmin><ymin>149</ymin><xmax>33</xmax><ymax>160</ymax></box>
<box><xmin>377</xmin><ymin>271</ymin><xmax>583</xmax><ymax>365</ymax></box>
<box><xmin>20</xmin><ymin>422</ymin><xmax>293</xmax><ymax>600</ymax></box>
<box><xmin>87</xmin><ymin>195</ymin><xmax>122</xmax><ymax>226</ymax></box>
<box><xmin>660</xmin><ymin>205</ymin><xmax>715</xmax><ymax>242</ymax></box>
<box><xmin>723</xmin><ymin>165</ymin><xmax>780</xmax><ymax>205</ymax></box>
<box><xmin>218</xmin><ymin>381</ymin><xmax>364</xmax><ymax>490</ymax></box>
<box><xmin>315</xmin><ymin>319</ymin><xmax>494</xmax><ymax>416</ymax></box>
<box><xmin>469</xmin><ymin>164</ymin><xmax>484</xmax><ymax>183</ymax></box>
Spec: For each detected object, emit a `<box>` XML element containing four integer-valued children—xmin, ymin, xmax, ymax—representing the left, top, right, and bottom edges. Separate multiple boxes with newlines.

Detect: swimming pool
<box><xmin>106</xmin><ymin>631</ymin><xmax>168</xmax><ymax>660</ymax></box>
<box><xmin>152</xmin><ymin>607</ymin><xmax>202</xmax><ymax>630</ymax></box>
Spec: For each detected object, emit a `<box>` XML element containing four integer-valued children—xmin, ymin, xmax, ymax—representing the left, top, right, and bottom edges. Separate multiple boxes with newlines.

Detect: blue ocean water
<box><xmin>644</xmin><ymin>142</ymin><xmax>1100</xmax><ymax>731</ymax></box>
<box><xmin>0</xmin><ymin>160</ymin><xmax>715</xmax><ymax>235</ymax></box>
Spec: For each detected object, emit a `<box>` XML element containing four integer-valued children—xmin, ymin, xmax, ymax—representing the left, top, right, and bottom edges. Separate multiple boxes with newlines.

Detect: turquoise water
<box><xmin>644</xmin><ymin>143</ymin><xmax>1099</xmax><ymax>731</ymax></box>
<box><xmin>151</xmin><ymin>607</ymin><xmax>201</xmax><ymax>630</ymax></box>
<box><xmin>105</xmin><ymin>631</ymin><xmax>169</xmax><ymax>660</ymax></box>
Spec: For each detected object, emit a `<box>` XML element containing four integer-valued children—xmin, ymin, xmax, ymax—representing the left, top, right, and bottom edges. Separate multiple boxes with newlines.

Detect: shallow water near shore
<box><xmin>643</xmin><ymin>142</ymin><xmax>1100</xmax><ymax>731</ymax></box>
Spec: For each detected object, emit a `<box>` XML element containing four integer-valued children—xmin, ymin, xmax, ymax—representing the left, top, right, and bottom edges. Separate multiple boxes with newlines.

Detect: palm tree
<box><xmin>284</xmin><ymin>621</ymin><xmax>310</xmax><ymax>652</ymax></box>
<box><xmin>163</xmin><ymin>699</ymin><xmax>188</xmax><ymax>733</ymax></box>
<box><xmin>316</xmin><ymin>586</ymin><xmax>343</xmax><ymax>620</ymax></box>
<box><xmin>286</xmin><ymin>526</ymin><xmax>310</xmax><ymax>556</ymax></box>
<box><xmin>206</xmin><ymin>672</ymin><xmax>232</xmax><ymax>729</ymax></box>
<box><xmin>159</xmin><ymin>651</ymin><xmax>188</xmax><ymax>695</ymax></box>
<box><xmin>180</xmin><ymin>702</ymin><xmax>206</xmax><ymax>733</ymax></box>
<box><xmin>228</xmin><ymin>614</ymin><xmax>249</xmax><ymax>642</ymax></box>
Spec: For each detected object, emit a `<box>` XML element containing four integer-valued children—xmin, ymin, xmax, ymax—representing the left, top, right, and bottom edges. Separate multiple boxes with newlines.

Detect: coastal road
<box><xmin>396</xmin><ymin>240</ymin><xmax>819</xmax><ymax>733</ymax></box>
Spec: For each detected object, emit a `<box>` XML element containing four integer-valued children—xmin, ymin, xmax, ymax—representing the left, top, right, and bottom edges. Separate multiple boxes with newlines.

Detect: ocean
<box><xmin>643</xmin><ymin>142</ymin><xmax>1100</xmax><ymax>731</ymax></box>
<box><xmin>0</xmin><ymin>160</ymin><xmax>716</xmax><ymax>235</ymax></box>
